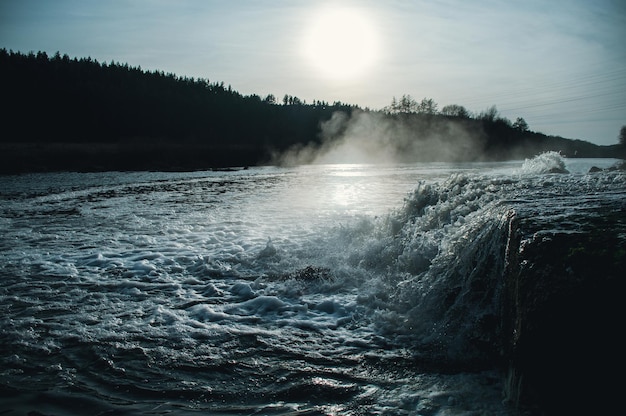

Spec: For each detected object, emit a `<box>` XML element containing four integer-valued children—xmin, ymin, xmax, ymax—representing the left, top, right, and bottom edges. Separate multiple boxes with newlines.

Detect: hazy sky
<box><xmin>1</xmin><ymin>0</ymin><xmax>625</xmax><ymax>145</ymax></box>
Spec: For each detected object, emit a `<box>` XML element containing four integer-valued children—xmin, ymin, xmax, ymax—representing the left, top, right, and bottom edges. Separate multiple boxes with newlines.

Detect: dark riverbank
<box><xmin>1</xmin><ymin>141</ymin><xmax>623</xmax><ymax>175</ymax></box>
<box><xmin>0</xmin><ymin>142</ymin><xmax>267</xmax><ymax>174</ymax></box>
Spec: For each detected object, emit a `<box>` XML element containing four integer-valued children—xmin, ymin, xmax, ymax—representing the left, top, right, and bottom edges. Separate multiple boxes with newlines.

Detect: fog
<box><xmin>272</xmin><ymin>110</ymin><xmax>489</xmax><ymax>166</ymax></box>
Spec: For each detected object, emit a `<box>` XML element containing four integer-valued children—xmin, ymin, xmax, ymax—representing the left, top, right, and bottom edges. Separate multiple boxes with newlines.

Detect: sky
<box><xmin>1</xmin><ymin>0</ymin><xmax>625</xmax><ymax>146</ymax></box>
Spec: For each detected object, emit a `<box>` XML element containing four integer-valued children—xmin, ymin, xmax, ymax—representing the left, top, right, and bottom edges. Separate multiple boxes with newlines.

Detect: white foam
<box><xmin>519</xmin><ymin>151</ymin><xmax>568</xmax><ymax>174</ymax></box>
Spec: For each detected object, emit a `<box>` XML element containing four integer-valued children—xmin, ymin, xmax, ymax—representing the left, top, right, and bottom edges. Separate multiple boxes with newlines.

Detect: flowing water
<box><xmin>0</xmin><ymin>153</ymin><xmax>623</xmax><ymax>415</ymax></box>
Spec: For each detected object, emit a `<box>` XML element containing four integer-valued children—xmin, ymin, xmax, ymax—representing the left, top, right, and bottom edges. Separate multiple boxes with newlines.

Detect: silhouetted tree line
<box><xmin>0</xmin><ymin>49</ymin><xmax>621</xmax><ymax>173</ymax></box>
<box><xmin>379</xmin><ymin>94</ymin><xmax>622</xmax><ymax>161</ymax></box>
<box><xmin>0</xmin><ymin>49</ymin><xmax>355</xmax><ymax>145</ymax></box>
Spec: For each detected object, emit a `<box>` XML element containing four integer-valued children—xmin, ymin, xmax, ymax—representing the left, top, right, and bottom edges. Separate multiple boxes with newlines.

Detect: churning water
<box><xmin>0</xmin><ymin>153</ymin><xmax>623</xmax><ymax>415</ymax></box>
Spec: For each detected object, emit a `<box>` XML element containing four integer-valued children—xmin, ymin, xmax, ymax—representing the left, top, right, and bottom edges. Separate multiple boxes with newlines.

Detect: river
<box><xmin>0</xmin><ymin>153</ymin><xmax>623</xmax><ymax>415</ymax></box>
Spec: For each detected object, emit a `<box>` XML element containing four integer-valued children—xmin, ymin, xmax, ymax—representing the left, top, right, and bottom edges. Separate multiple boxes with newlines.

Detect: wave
<box><xmin>311</xmin><ymin>172</ymin><xmax>514</xmax><ymax>366</ymax></box>
<box><xmin>519</xmin><ymin>150</ymin><xmax>568</xmax><ymax>174</ymax></box>
<box><xmin>272</xmin><ymin>152</ymin><xmax>624</xmax><ymax>367</ymax></box>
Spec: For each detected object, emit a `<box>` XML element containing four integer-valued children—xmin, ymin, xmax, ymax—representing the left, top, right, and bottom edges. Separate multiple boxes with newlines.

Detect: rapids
<box><xmin>0</xmin><ymin>153</ymin><xmax>623</xmax><ymax>415</ymax></box>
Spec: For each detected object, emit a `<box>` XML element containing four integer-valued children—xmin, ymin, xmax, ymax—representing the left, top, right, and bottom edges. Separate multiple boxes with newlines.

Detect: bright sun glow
<box><xmin>302</xmin><ymin>7</ymin><xmax>379</xmax><ymax>80</ymax></box>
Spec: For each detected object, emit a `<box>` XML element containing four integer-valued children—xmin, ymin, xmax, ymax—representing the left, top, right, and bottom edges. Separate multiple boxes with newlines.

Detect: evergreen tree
<box><xmin>513</xmin><ymin>117</ymin><xmax>529</xmax><ymax>132</ymax></box>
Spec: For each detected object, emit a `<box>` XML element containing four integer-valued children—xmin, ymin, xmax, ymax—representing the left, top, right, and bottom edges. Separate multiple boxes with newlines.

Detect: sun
<box><xmin>302</xmin><ymin>6</ymin><xmax>380</xmax><ymax>80</ymax></box>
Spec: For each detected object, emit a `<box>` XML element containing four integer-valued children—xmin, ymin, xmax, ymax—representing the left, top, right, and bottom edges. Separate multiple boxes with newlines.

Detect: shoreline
<box><xmin>0</xmin><ymin>142</ymin><xmax>266</xmax><ymax>175</ymax></box>
<box><xmin>1</xmin><ymin>141</ymin><xmax>623</xmax><ymax>175</ymax></box>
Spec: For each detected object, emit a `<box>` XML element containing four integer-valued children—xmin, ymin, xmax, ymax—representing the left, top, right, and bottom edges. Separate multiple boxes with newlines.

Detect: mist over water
<box><xmin>0</xmin><ymin>155</ymin><xmax>623</xmax><ymax>414</ymax></box>
<box><xmin>273</xmin><ymin>110</ymin><xmax>489</xmax><ymax>166</ymax></box>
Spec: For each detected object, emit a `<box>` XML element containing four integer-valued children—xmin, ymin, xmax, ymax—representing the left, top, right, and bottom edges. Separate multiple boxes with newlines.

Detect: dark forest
<box><xmin>1</xmin><ymin>49</ymin><xmax>622</xmax><ymax>173</ymax></box>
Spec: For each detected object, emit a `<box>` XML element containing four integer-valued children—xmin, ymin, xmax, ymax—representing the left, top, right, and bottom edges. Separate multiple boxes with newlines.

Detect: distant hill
<box><xmin>1</xmin><ymin>49</ymin><xmax>623</xmax><ymax>173</ymax></box>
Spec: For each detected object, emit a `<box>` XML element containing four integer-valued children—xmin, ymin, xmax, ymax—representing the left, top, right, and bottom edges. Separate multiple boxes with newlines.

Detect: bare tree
<box><xmin>479</xmin><ymin>105</ymin><xmax>499</xmax><ymax>122</ymax></box>
<box><xmin>417</xmin><ymin>98</ymin><xmax>438</xmax><ymax>115</ymax></box>
<box><xmin>399</xmin><ymin>94</ymin><xmax>418</xmax><ymax>113</ymax></box>
<box><xmin>441</xmin><ymin>104</ymin><xmax>470</xmax><ymax>118</ymax></box>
